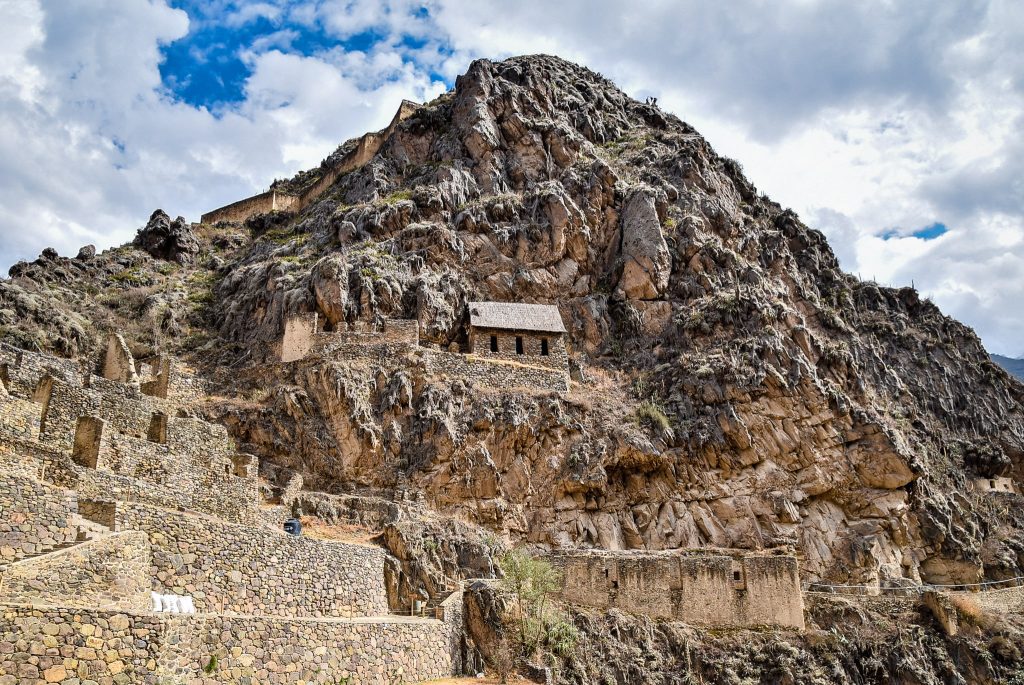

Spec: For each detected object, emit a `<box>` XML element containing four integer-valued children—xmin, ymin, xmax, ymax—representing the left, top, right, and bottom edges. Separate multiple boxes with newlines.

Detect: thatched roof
<box><xmin>468</xmin><ymin>301</ymin><xmax>567</xmax><ymax>334</ymax></box>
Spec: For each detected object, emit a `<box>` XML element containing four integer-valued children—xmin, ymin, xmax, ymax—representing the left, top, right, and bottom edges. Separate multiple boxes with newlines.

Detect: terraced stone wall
<box><xmin>0</xmin><ymin>531</ymin><xmax>150</xmax><ymax>612</ymax></box>
<box><xmin>0</xmin><ymin>471</ymin><xmax>78</xmax><ymax>568</ymax></box>
<box><xmin>115</xmin><ymin>502</ymin><xmax>391</xmax><ymax>618</ymax></box>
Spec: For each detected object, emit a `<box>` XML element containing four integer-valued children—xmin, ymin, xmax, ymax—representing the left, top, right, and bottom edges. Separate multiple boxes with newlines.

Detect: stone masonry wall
<box><xmin>0</xmin><ymin>531</ymin><xmax>150</xmax><ymax>613</ymax></box>
<box><xmin>158</xmin><ymin>611</ymin><xmax>460</xmax><ymax>684</ymax></box>
<box><xmin>0</xmin><ymin>604</ymin><xmax>460</xmax><ymax>685</ymax></box>
<box><xmin>0</xmin><ymin>350</ymin><xmax>260</xmax><ymax>523</ymax></box>
<box><xmin>201</xmin><ymin>189</ymin><xmax>297</xmax><ymax>225</ymax></box>
<box><xmin>552</xmin><ymin>549</ymin><xmax>805</xmax><ymax>629</ymax></box>
<box><xmin>0</xmin><ymin>605</ymin><xmax>164</xmax><ymax>684</ymax></box>
<box><xmin>424</xmin><ymin>349</ymin><xmax>570</xmax><ymax>393</ymax></box>
<box><xmin>0</xmin><ymin>472</ymin><xmax>78</xmax><ymax>568</ymax></box>
<box><xmin>115</xmin><ymin>502</ymin><xmax>390</xmax><ymax>618</ymax></box>
<box><xmin>468</xmin><ymin>327</ymin><xmax>569</xmax><ymax>372</ymax></box>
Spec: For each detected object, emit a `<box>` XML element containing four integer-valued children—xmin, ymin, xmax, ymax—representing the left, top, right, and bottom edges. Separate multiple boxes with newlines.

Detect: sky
<box><xmin>0</xmin><ymin>1</ymin><xmax>1022</xmax><ymax>357</ymax></box>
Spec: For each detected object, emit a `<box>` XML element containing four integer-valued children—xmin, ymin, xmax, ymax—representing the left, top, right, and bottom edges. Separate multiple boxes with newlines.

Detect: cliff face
<box><xmin>4</xmin><ymin>55</ymin><xmax>1024</xmax><ymax>594</ymax></box>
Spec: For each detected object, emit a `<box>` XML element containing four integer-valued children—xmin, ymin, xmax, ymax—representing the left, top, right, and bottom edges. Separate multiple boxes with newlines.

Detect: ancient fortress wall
<box><xmin>202</xmin><ymin>100</ymin><xmax>420</xmax><ymax>226</ymax></box>
<box><xmin>0</xmin><ymin>531</ymin><xmax>150</xmax><ymax>612</ymax></box>
<box><xmin>552</xmin><ymin>550</ymin><xmax>805</xmax><ymax>629</ymax></box>
<box><xmin>200</xmin><ymin>189</ymin><xmax>297</xmax><ymax>225</ymax></box>
<box><xmin>115</xmin><ymin>502</ymin><xmax>391</xmax><ymax>618</ymax></box>
<box><xmin>0</xmin><ymin>471</ymin><xmax>79</xmax><ymax>568</ymax></box>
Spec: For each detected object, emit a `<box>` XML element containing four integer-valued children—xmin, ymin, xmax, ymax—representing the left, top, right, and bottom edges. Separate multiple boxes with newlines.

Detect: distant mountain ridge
<box><xmin>992</xmin><ymin>353</ymin><xmax>1024</xmax><ymax>381</ymax></box>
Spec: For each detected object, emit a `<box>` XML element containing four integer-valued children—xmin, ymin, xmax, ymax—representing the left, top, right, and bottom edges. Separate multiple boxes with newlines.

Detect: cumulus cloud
<box><xmin>0</xmin><ymin>0</ymin><xmax>1021</xmax><ymax>355</ymax></box>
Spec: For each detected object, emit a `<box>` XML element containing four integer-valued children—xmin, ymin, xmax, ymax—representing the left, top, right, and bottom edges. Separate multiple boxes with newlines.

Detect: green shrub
<box><xmin>636</xmin><ymin>400</ymin><xmax>671</xmax><ymax>433</ymax></box>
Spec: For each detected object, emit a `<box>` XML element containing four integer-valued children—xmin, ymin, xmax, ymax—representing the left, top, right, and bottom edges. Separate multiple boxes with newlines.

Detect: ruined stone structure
<box><xmin>201</xmin><ymin>100</ymin><xmax>421</xmax><ymax>225</ymax></box>
<box><xmin>971</xmin><ymin>476</ymin><xmax>1017</xmax><ymax>494</ymax></box>
<box><xmin>280</xmin><ymin>302</ymin><xmax>572</xmax><ymax>392</ymax></box>
<box><xmin>0</xmin><ymin>339</ymin><xmax>464</xmax><ymax>684</ymax></box>
<box><xmin>551</xmin><ymin>548</ymin><xmax>805</xmax><ymax>629</ymax></box>
<box><xmin>467</xmin><ymin>301</ymin><xmax>569</xmax><ymax>371</ymax></box>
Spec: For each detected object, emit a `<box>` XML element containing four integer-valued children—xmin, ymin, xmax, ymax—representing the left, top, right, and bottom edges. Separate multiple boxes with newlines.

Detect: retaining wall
<box><xmin>0</xmin><ymin>471</ymin><xmax>78</xmax><ymax>568</ymax></box>
<box><xmin>115</xmin><ymin>502</ymin><xmax>390</xmax><ymax>618</ymax></box>
<box><xmin>552</xmin><ymin>549</ymin><xmax>805</xmax><ymax>629</ymax></box>
<box><xmin>0</xmin><ymin>603</ymin><xmax>460</xmax><ymax>685</ymax></box>
<box><xmin>425</xmin><ymin>350</ymin><xmax>570</xmax><ymax>393</ymax></box>
<box><xmin>0</xmin><ymin>531</ymin><xmax>150</xmax><ymax>612</ymax></box>
<box><xmin>201</xmin><ymin>189</ymin><xmax>297</xmax><ymax>225</ymax></box>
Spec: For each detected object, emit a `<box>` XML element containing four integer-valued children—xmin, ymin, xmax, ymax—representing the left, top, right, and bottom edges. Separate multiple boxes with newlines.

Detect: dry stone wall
<box><xmin>552</xmin><ymin>549</ymin><xmax>805</xmax><ymax>629</ymax></box>
<box><xmin>0</xmin><ymin>605</ymin><xmax>164</xmax><ymax>685</ymax></box>
<box><xmin>0</xmin><ymin>344</ymin><xmax>260</xmax><ymax>524</ymax></box>
<box><xmin>115</xmin><ymin>502</ymin><xmax>390</xmax><ymax>618</ymax></box>
<box><xmin>424</xmin><ymin>349</ymin><xmax>569</xmax><ymax>393</ymax></box>
<box><xmin>468</xmin><ymin>327</ymin><xmax>569</xmax><ymax>372</ymax></box>
<box><xmin>0</xmin><ymin>531</ymin><xmax>150</xmax><ymax>612</ymax></box>
<box><xmin>0</xmin><ymin>603</ymin><xmax>461</xmax><ymax>685</ymax></box>
<box><xmin>0</xmin><ymin>472</ymin><xmax>78</xmax><ymax>568</ymax></box>
<box><xmin>158</xmin><ymin>611</ymin><xmax>461</xmax><ymax>684</ymax></box>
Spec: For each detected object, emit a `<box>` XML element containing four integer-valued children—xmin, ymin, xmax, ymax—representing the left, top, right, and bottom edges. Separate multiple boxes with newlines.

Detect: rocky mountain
<box><xmin>3</xmin><ymin>54</ymin><xmax>1023</xmax><ymax>682</ymax></box>
<box><xmin>994</xmin><ymin>353</ymin><xmax>1024</xmax><ymax>382</ymax></box>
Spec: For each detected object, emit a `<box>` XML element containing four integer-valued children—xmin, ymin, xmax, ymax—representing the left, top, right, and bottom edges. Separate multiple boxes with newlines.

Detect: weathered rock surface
<box><xmin>133</xmin><ymin>209</ymin><xmax>200</xmax><ymax>264</ymax></box>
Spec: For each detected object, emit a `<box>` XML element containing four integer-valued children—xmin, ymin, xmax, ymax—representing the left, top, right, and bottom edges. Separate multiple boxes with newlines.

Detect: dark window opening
<box><xmin>611</xmin><ymin>580</ymin><xmax>619</xmax><ymax>590</ymax></box>
<box><xmin>733</xmin><ymin>570</ymin><xmax>741</xmax><ymax>582</ymax></box>
<box><xmin>515</xmin><ymin>336</ymin><xmax>524</xmax><ymax>355</ymax></box>
<box><xmin>490</xmin><ymin>335</ymin><xmax>498</xmax><ymax>352</ymax></box>
<box><xmin>72</xmin><ymin>416</ymin><xmax>104</xmax><ymax>469</ymax></box>
<box><xmin>603</xmin><ymin>568</ymin><xmax>609</xmax><ymax>578</ymax></box>
<box><xmin>991</xmin><ymin>480</ymin><xmax>997</xmax><ymax>488</ymax></box>
<box><xmin>540</xmin><ymin>338</ymin><xmax>549</xmax><ymax>356</ymax></box>
<box><xmin>225</xmin><ymin>464</ymin><xmax>231</xmax><ymax>475</ymax></box>
<box><xmin>322</xmin><ymin>320</ymin><xmax>335</xmax><ymax>333</ymax></box>
<box><xmin>147</xmin><ymin>413</ymin><xmax>167</xmax><ymax>444</ymax></box>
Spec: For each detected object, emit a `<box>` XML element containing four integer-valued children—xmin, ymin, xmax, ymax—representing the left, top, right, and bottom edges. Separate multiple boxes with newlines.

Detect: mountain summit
<box><xmin>2</xmin><ymin>54</ymin><xmax>1023</xmax><ymax>682</ymax></box>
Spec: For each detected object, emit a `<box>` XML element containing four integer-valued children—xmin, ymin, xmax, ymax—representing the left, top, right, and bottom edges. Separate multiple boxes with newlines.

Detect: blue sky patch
<box><xmin>880</xmin><ymin>222</ymin><xmax>948</xmax><ymax>241</ymax></box>
<box><xmin>158</xmin><ymin>2</ymin><xmax>451</xmax><ymax>112</ymax></box>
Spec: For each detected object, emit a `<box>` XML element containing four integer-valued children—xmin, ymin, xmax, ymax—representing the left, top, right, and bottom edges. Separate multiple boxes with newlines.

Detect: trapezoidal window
<box><xmin>72</xmin><ymin>416</ymin><xmax>105</xmax><ymax>469</ymax></box>
<box><xmin>540</xmin><ymin>338</ymin><xmax>549</xmax><ymax>356</ymax></box>
<box><xmin>731</xmin><ymin>560</ymin><xmax>747</xmax><ymax>590</ymax></box>
<box><xmin>147</xmin><ymin>413</ymin><xmax>168</xmax><ymax>444</ymax></box>
<box><xmin>490</xmin><ymin>335</ymin><xmax>498</xmax><ymax>353</ymax></box>
<box><xmin>515</xmin><ymin>336</ymin><xmax>524</xmax><ymax>355</ymax></box>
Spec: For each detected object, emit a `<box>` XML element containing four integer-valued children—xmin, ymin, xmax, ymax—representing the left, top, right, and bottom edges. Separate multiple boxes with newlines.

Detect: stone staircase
<box><xmin>4</xmin><ymin>514</ymin><xmax>111</xmax><ymax>567</ymax></box>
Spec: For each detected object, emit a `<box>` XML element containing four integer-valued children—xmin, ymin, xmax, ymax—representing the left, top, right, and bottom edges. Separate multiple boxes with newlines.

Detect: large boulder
<box><xmin>133</xmin><ymin>209</ymin><xmax>200</xmax><ymax>264</ymax></box>
<box><xmin>616</xmin><ymin>188</ymin><xmax>671</xmax><ymax>300</ymax></box>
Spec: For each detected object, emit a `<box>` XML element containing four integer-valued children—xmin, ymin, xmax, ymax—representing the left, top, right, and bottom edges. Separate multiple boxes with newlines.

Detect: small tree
<box><xmin>499</xmin><ymin>549</ymin><xmax>576</xmax><ymax>662</ymax></box>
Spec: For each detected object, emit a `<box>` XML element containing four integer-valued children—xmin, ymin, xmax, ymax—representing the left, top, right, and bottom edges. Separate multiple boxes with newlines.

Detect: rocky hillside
<box><xmin>3</xmin><ymin>54</ymin><xmax>1024</xmax><ymax>597</ymax></box>
<box><xmin>994</xmin><ymin>354</ymin><xmax>1024</xmax><ymax>382</ymax></box>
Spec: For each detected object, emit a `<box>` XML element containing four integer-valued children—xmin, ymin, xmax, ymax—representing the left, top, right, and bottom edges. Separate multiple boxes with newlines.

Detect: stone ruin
<box><xmin>0</xmin><ymin>334</ymin><xmax>815</xmax><ymax>683</ymax></box>
<box><xmin>279</xmin><ymin>301</ymin><xmax>573</xmax><ymax>393</ymax></box>
<box><xmin>200</xmin><ymin>100</ymin><xmax>421</xmax><ymax>226</ymax></box>
<box><xmin>550</xmin><ymin>548</ymin><xmax>805</xmax><ymax>630</ymax></box>
<box><xmin>0</xmin><ymin>335</ymin><xmax>464</xmax><ymax>684</ymax></box>
<box><xmin>971</xmin><ymin>475</ymin><xmax>1018</xmax><ymax>494</ymax></box>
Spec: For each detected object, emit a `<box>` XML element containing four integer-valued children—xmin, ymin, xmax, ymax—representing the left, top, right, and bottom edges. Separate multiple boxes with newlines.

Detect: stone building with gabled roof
<box><xmin>467</xmin><ymin>301</ymin><xmax>568</xmax><ymax>370</ymax></box>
